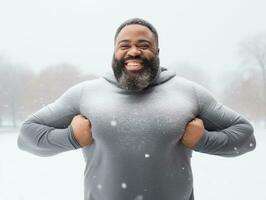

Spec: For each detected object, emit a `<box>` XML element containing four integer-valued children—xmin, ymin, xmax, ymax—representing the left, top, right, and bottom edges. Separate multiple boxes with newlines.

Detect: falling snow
<box><xmin>233</xmin><ymin>147</ymin><xmax>239</xmax><ymax>154</ymax></box>
<box><xmin>97</xmin><ymin>184</ymin><xmax>102</xmax><ymax>190</ymax></box>
<box><xmin>0</xmin><ymin>126</ymin><xmax>264</xmax><ymax>200</ymax></box>
<box><xmin>121</xmin><ymin>182</ymin><xmax>127</xmax><ymax>189</ymax></box>
<box><xmin>110</xmin><ymin>120</ymin><xmax>117</xmax><ymax>126</ymax></box>
<box><xmin>145</xmin><ymin>154</ymin><xmax>150</xmax><ymax>158</ymax></box>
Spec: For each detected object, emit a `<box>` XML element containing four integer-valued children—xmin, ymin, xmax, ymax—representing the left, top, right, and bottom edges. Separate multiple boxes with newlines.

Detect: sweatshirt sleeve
<box><xmin>192</xmin><ymin>83</ymin><xmax>256</xmax><ymax>157</ymax></box>
<box><xmin>17</xmin><ymin>82</ymin><xmax>84</xmax><ymax>157</ymax></box>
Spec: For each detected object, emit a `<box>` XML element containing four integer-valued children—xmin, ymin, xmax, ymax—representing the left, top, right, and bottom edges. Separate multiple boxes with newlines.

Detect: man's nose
<box><xmin>127</xmin><ymin>46</ymin><xmax>141</xmax><ymax>57</ymax></box>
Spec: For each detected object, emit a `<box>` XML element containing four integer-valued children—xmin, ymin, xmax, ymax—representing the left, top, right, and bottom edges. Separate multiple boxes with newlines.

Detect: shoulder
<box><xmin>169</xmin><ymin>75</ymin><xmax>201</xmax><ymax>91</ymax></box>
<box><xmin>171</xmin><ymin>76</ymin><xmax>212</xmax><ymax>95</ymax></box>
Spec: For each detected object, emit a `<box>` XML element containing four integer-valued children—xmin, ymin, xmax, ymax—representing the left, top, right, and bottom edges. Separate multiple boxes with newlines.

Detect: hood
<box><xmin>103</xmin><ymin>67</ymin><xmax>176</xmax><ymax>90</ymax></box>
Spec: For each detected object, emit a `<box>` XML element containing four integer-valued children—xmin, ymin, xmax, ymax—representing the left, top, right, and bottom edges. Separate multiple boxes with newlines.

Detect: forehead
<box><xmin>115</xmin><ymin>24</ymin><xmax>156</xmax><ymax>44</ymax></box>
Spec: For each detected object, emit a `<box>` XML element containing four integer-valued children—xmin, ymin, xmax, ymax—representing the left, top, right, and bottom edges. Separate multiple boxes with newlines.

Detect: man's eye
<box><xmin>138</xmin><ymin>44</ymin><xmax>149</xmax><ymax>49</ymax></box>
<box><xmin>120</xmin><ymin>45</ymin><xmax>130</xmax><ymax>50</ymax></box>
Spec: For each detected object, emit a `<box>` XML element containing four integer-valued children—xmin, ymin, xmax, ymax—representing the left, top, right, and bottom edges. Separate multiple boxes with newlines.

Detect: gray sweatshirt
<box><xmin>17</xmin><ymin>69</ymin><xmax>256</xmax><ymax>200</ymax></box>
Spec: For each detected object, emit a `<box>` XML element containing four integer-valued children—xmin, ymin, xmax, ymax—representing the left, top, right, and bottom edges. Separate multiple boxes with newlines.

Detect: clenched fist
<box><xmin>71</xmin><ymin>114</ymin><xmax>94</xmax><ymax>147</ymax></box>
<box><xmin>181</xmin><ymin>118</ymin><xmax>204</xmax><ymax>149</ymax></box>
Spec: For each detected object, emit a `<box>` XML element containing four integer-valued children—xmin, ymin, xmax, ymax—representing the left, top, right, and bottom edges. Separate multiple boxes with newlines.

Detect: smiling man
<box><xmin>18</xmin><ymin>18</ymin><xmax>256</xmax><ymax>200</ymax></box>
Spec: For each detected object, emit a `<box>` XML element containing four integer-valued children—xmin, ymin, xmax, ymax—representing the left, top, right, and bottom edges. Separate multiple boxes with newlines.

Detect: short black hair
<box><xmin>114</xmin><ymin>18</ymin><xmax>159</xmax><ymax>47</ymax></box>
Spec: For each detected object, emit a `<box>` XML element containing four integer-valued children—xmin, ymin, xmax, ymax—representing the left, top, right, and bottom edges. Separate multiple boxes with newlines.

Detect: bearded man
<box><xmin>18</xmin><ymin>18</ymin><xmax>256</xmax><ymax>200</ymax></box>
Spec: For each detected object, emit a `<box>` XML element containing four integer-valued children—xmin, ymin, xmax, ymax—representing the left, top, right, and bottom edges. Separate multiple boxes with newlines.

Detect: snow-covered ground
<box><xmin>0</xmin><ymin>126</ymin><xmax>265</xmax><ymax>200</ymax></box>
<box><xmin>192</xmin><ymin>125</ymin><xmax>266</xmax><ymax>200</ymax></box>
<box><xmin>0</xmin><ymin>130</ymin><xmax>84</xmax><ymax>200</ymax></box>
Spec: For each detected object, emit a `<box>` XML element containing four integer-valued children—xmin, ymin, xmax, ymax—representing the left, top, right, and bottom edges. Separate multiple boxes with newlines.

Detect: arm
<box><xmin>191</xmin><ymin>83</ymin><xmax>256</xmax><ymax>157</ymax></box>
<box><xmin>17</xmin><ymin>83</ymin><xmax>84</xmax><ymax>157</ymax></box>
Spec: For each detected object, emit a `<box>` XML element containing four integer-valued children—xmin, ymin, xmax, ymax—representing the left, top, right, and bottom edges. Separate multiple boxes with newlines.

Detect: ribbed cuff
<box><xmin>68</xmin><ymin>125</ymin><xmax>82</xmax><ymax>149</ymax></box>
<box><xmin>192</xmin><ymin>130</ymin><xmax>209</xmax><ymax>151</ymax></box>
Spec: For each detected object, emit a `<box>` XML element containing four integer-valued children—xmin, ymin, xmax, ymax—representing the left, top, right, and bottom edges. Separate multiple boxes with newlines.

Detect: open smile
<box><xmin>124</xmin><ymin>59</ymin><xmax>144</xmax><ymax>72</ymax></box>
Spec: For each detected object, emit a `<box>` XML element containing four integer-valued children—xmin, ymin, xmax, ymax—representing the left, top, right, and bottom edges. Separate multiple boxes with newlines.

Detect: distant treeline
<box><xmin>0</xmin><ymin>62</ymin><xmax>265</xmax><ymax>128</ymax></box>
<box><xmin>170</xmin><ymin>63</ymin><xmax>265</xmax><ymax>124</ymax></box>
<box><xmin>0</xmin><ymin>63</ymin><xmax>98</xmax><ymax>127</ymax></box>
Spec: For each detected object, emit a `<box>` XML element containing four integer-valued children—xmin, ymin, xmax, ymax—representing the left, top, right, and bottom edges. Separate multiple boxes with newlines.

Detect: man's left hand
<box><xmin>181</xmin><ymin>118</ymin><xmax>204</xmax><ymax>149</ymax></box>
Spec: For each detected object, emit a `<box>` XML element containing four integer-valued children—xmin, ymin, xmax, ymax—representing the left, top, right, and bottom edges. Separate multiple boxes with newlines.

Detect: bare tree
<box><xmin>0</xmin><ymin>58</ymin><xmax>98</xmax><ymax>128</ymax></box>
<box><xmin>0</xmin><ymin>65</ymin><xmax>27</xmax><ymax>127</ymax></box>
<box><xmin>31</xmin><ymin>63</ymin><xmax>98</xmax><ymax>111</ymax></box>
<box><xmin>239</xmin><ymin>33</ymin><xmax>266</xmax><ymax>126</ymax></box>
<box><xmin>222</xmin><ymin>68</ymin><xmax>263</xmax><ymax>122</ymax></box>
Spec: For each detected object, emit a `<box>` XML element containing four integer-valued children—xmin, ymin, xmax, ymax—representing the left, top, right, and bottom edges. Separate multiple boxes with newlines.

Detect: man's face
<box><xmin>112</xmin><ymin>24</ymin><xmax>160</xmax><ymax>91</ymax></box>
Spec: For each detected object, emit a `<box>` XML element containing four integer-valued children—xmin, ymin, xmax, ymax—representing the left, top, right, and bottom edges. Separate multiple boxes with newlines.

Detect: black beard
<box><xmin>112</xmin><ymin>55</ymin><xmax>160</xmax><ymax>91</ymax></box>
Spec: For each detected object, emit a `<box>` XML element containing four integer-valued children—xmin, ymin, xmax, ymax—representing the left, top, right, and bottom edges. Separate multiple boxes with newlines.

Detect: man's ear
<box><xmin>156</xmin><ymin>48</ymin><xmax>160</xmax><ymax>55</ymax></box>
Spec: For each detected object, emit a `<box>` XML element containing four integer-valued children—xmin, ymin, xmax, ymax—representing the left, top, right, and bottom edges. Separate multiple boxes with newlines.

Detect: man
<box><xmin>18</xmin><ymin>18</ymin><xmax>256</xmax><ymax>200</ymax></box>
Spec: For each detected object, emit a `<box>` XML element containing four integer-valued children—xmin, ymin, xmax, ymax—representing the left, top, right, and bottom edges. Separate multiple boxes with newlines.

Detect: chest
<box><xmin>80</xmin><ymin>86</ymin><xmax>198</xmax><ymax>145</ymax></box>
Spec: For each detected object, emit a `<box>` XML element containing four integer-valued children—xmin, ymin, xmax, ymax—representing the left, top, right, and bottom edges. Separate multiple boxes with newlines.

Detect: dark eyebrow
<box><xmin>117</xmin><ymin>40</ymin><xmax>130</xmax><ymax>45</ymax></box>
<box><xmin>137</xmin><ymin>39</ymin><xmax>151</xmax><ymax>44</ymax></box>
<box><xmin>117</xmin><ymin>39</ymin><xmax>152</xmax><ymax>45</ymax></box>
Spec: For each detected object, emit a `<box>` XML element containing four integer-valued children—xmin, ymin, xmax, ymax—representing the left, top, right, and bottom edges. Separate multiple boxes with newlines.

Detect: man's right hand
<box><xmin>71</xmin><ymin>114</ymin><xmax>94</xmax><ymax>147</ymax></box>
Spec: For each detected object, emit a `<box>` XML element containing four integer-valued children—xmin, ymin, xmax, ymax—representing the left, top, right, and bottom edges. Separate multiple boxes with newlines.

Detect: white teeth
<box><xmin>127</xmin><ymin>63</ymin><xmax>140</xmax><ymax>66</ymax></box>
<box><xmin>126</xmin><ymin>61</ymin><xmax>141</xmax><ymax>65</ymax></box>
<box><xmin>125</xmin><ymin>63</ymin><xmax>143</xmax><ymax>71</ymax></box>
<box><xmin>125</xmin><ymin>60</ymin><xmax>143</xmax><ymax>71</ymax></box>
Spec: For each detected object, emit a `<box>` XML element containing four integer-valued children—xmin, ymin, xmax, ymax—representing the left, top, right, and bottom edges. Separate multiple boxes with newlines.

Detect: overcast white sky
<box><xmin>0</xmin><ymin>0</ymin><xmax>265</xmax><ymax>76</ymax></box>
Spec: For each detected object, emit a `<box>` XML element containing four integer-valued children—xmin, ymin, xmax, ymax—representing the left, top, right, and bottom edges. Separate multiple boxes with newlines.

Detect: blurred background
<box><xmin>0</xmin><ymin>0</ymin><xmax>265</xmax><ymax>199</ymax></box>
